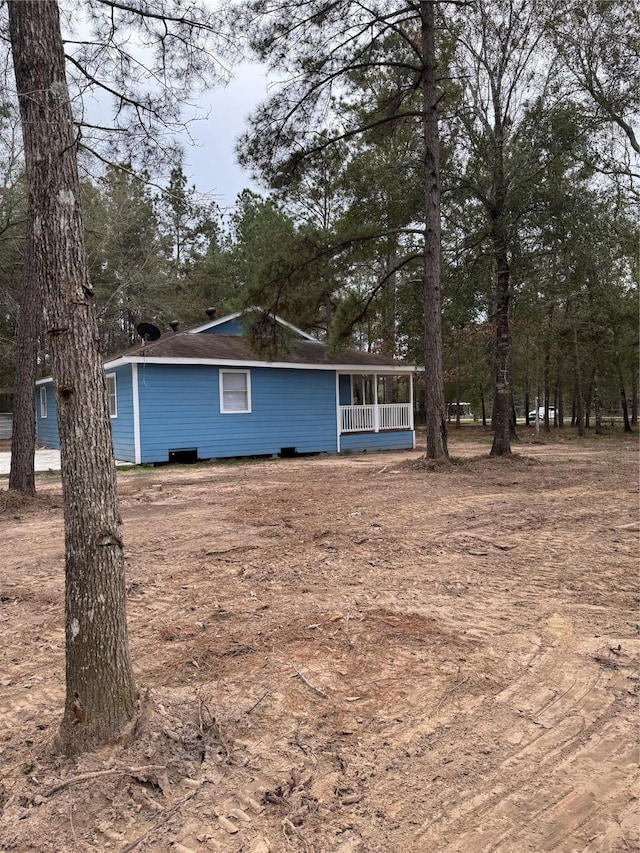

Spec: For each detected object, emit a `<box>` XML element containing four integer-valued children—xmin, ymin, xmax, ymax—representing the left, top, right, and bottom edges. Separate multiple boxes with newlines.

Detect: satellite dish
<box><xmin>136</xmin><ymin>322</ymin><xmax>161</xmax><ymax>342</ymax></box>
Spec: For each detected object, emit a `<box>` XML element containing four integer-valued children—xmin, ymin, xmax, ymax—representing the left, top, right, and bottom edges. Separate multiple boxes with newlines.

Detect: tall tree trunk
<box><xmin>585</xmin><ymin>366</ymin><xmax>595</xmax><ymax>429</ymax></box>
<box><xmin>323</xmin><ymin>291</ymin><xmax>333</xmax><ymax>332</ymax></box>
<box><xmin>9</xmin><ymin>232</ymin><xmax>40</xmax><ymax>496</ymax></box>
<box><xmin>571</xmin><ymin>318</ymin><xmax>585</xmax><ymax>437</ymax></box>
<box><xmin>543</xmin><ymin>304</ymin><xmax>554</xmax><ymax>433</ymax></box>
<box><xmin>593</xmin><ymin>368</ymin><xmax>602</xmax><ymax>435</ymax></box>
<box><xmin>9</xmin><ymin>0</ymin><xmax>136</xmax><ymax>756</ymax></box>
<box><xmin>631</xmin><ymin>359</ymin><xmax>638</xmax><ymax>427</ymax></box>
<box><xmin>382</xmin><ymin>247</ymin><xmax>397</xmax><ymax>356</ymax></box>
<box><xmin>613</xmin><ymin>350</ymin><xmax>632</xmax><ymax>433</ymax></box>
<box><xmin>489</xmin><ymin>240</ymin><xmax>512</xmax><ymax>455</ymax></box>
<box><xmin>556</xmin><ymin>373</ymin><xmax>564</xmax><ymax>428</ymax></box>
<box><xmin>510</xmin><ymin>393</ymin><xmax>518</xmax><ymax>438</ymax></box>
<box><xmin>421</xmin><ymin>0</ymin><xmax>448</xmax><ymax>459</ymax></box>
<box><xmin>455</xmin><ymin>334</ymin><xmax>461</xmax><ymax>429</ymax></box>
<box><xmin>488</xmin><ymin>86</ymin><xmax>513</xmax><ymax>456</ymax></box>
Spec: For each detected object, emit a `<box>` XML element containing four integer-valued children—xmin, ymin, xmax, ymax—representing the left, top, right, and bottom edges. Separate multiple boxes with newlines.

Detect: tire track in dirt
<box><xmin>408</xmin><ymin>637</ymin><xmax>638</xmax><ymax>852</ymax></box>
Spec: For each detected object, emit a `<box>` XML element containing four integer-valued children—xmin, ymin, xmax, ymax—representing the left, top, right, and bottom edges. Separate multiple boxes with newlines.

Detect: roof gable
<box><xmin>188</xmin><ymin>309</ymin><xmax>318</xmax><ymax>341</ymax></box>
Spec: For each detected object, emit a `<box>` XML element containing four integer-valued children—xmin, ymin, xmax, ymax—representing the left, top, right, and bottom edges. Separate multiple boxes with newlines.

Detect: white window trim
<box><xmin>132</xmin><ymin>363</ymin><xmax>141</xmax><ymax>464</ymax></box>
<box><xmin>40</xmin><ymin>386</ymin><xmax>47</xmax><ymax>419</ymax></box>
<box><xmin>219</xmin><ymin>369</ymin><xmax>251</xmax><ymax>414</ymax></box>
<box><xmin>106</xmin><ymin>373</ymin><xmax>118</xmax><ymax>418</ymax></box>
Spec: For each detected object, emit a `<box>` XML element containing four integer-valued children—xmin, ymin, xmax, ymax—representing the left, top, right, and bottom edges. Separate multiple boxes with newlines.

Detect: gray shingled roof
<box><xmin>106</xmin><ymin>330</ymin><xmax>413</xmax><ymax>369</ymax></box>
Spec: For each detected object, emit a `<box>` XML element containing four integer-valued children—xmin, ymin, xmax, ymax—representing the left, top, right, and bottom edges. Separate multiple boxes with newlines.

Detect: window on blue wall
<box><xmin>106</xmin><ymin>374</ymin><xmax>117</xmax><ymax>418</ymax></box>
<box><xmin>220</xmin><ymin>370</ymin><xmax>251</xmax><ymax>413</ymax></box>
<box><xmin>40</xmin><ymin>387</ymin><xmax>47</xmax><ymax>418</ymax></box>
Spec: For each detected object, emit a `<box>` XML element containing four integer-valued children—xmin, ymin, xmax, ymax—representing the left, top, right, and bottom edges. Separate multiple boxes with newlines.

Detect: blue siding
<box><xmin>36</xmin><ymin>383</ymin><xmax>59</xmax><ymax>447</ymax></box>
<box><xmin>340</xmin><ymin>430</ymin><xmax>414</xmax><ymax>453</ymax></box>
<box><xmin>199</xmin><ymin>318</ymin><xmax>244</xmax><ymax>335</ymax></box>
<box><xmin>137</xmin><ymin>364</ymin><xmax>339</xmax><ymax>462</ymax></box>
<box><xmin>35</xmin><ymin>362</ymin><xmax>413</xmax><ymax>464</ymax></box>
<box><xmin>36</xmin><ymin>370</ymin><xmax>136</xmax><ymax>460</ymax></box>
<box><xmin>338</xmin><ymin>374</ymin><xmax>352</xmax><ymax>406</ymax></box>
<box><xmin>197</xmin><ymin>317</ymin><xmax>309</xmax><ymax>339</ymax></box>
<box><xmin>108</xmin><ymin>365</ymin><xmax>136</xmax><ymax>462</ymax></box>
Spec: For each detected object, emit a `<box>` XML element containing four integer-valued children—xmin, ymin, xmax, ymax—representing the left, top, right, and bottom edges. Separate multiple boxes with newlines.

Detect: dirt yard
<box><xmin>0</xmin><ymin>429</ymin><xmax>638</xmax><ymax>852</ymax></box>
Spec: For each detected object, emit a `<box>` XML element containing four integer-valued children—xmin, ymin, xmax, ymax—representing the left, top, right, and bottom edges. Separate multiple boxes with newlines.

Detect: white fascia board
<box><xmin>104</xmin><ymin>356</ymin><xmax>415</xmax><ymax>373</ymax></box>
<box><xmin>335</xmin><ymin>367</ymin><xmax>416</xmax><ymax>374</ymax></box>
<box><xmin>270</xmin><ymin>313</ymin><xmax>318</xmax><ymax>341</ymax></box>
<box><xmin>35</xmin><ymin>377</ymin><xmax>54</xmax><ymax>385</ymax></box>
<box><xmin>187</xmin><ymin>307</ymin><xmax>318</xmax><ymax>341</ymax></box>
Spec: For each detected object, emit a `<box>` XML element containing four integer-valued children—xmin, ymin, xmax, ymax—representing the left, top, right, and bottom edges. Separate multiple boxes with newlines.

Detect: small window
<box><xmin>40</xmin><ymin>387</ymin><xmax>47</xmax><ymax>419</ymax></box>
<box><xmin>220</xmin><ymin>370</ymin><xmax>251</xmax><ymax>413</ymax></box>
<box><xmin>106</xmin><ymin>374</ymin><xmax>117</xmax><ymax>418</ymax></box>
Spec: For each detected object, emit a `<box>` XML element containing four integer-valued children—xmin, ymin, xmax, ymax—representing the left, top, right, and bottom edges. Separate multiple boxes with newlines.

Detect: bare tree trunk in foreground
<box><xmin>421</xmin><ymin>0</ymin><xmax>448</xmax><ymax>459</ymax></box>
<box><xmin>9</xmin><ymin>235</ymin><xmax>40</xmax><ymax>496</ymax></box>
<box><xmin>9</xmin><ymin>0</ymin><xmax>136</xmax><ymax>756</ymax></box>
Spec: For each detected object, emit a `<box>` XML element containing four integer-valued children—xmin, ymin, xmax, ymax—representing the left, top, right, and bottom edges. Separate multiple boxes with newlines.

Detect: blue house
<box><xmin>36</xmin><ymin>310</ymin><xmax>416</xmax><ymax>464</ymax></box>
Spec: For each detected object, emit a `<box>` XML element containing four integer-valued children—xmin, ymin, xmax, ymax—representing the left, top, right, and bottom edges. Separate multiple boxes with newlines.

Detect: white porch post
<box><xmin>373</xmin><ymin>373</ymin><xmax>379</xmax><ymax>432</ymax></box>
<box><xmin>409</xmin><ymin>371</ymin><xmax>415</xmax><ymax>448</ymax></box>
<box><xmin>335</xmin><ymin>372</ymin><xmax>341</xmax><ymax>453</ymax></box>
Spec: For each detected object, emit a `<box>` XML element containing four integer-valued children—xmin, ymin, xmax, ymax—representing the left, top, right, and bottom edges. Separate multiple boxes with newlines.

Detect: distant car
<box><xmin>528</xmin><ymin>406</ymin><xmax>556</xmax><ymax>420</ymax></box>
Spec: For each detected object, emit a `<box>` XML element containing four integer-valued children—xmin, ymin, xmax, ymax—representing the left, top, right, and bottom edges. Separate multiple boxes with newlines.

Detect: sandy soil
<box><xmin>0</xmin><ymin>429</ymin><xmax>638</xmax><ymax>852</ymax></box>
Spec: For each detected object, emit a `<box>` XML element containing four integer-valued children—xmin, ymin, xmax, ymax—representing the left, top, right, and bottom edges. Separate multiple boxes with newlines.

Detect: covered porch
<box><xmin>337</xmin><ymin>371</ymin><xmax>415</xmax><ymax>450</ymax></box>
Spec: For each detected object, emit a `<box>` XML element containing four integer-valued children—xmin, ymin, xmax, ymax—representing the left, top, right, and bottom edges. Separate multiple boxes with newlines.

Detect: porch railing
<box><xmin>340</xmin><ymin>404</ymin><xmax>375</xmax><ymax>432</ymax></box>
<box><xmin>379</xmin><ymin>403</ymin><xmax>412</xmax><ymax>430</ymax></box>
<box><xmin>340</xmin><ymin>403</ymin><xmax>412</xmax><ymax>433</ymax></box>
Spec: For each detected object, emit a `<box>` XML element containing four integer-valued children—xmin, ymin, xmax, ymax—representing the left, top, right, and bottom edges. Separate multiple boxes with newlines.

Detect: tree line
<box><xmin>2</xmin><ymin>143</ymin><xmax>637</xmax><ymax>432</ymax></box>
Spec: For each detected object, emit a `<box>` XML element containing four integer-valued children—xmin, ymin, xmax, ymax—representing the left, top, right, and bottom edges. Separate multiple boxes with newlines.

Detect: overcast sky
<box><xmin>180</xmin><ymin>63</ymin><xmax>269</xmax><ymax>211</ymax></box>
<box><xmin>60</xmin><ymin>5</ymin><xmax>270</xmax><ymax>213</ymax></box>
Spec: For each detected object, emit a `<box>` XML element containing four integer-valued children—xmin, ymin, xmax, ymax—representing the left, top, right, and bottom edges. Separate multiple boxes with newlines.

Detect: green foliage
<box><xmin>219</xmin><ymin>189</ymin><xmax>339</xmax><ymax>336</ymax></box>
<box><xmin>237</xmin><ymin>1</ymin><xmax>441</xmax><ymax>358</ymax></box>
<box><xmin>547</xmin><ymin>0</ymin><xmax>640</xmax><ymax>167</ymax></box>
<box><xmin>82</xmin><ymin>166</ymin><xmax>176</xmax><ymax>349</ymax></box>
<box><xmin>158</xmin><ymin>160</ymin><xmax>220</xmax><ymax>271</ymax></box>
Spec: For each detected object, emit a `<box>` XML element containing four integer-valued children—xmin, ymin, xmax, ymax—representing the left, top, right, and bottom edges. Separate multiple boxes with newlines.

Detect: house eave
<box><xmin>103</xmin><ymin>356</ymin><xmax>416</xmax><ymax>373</ymax></box>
